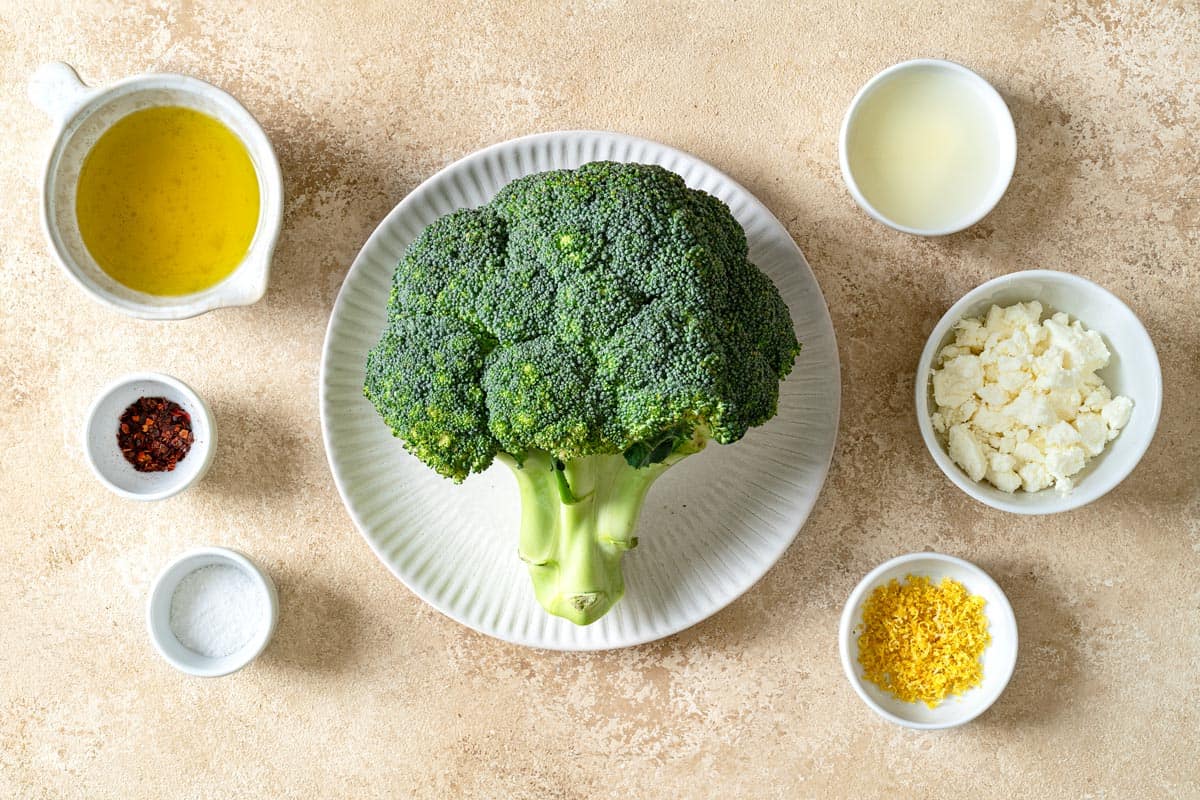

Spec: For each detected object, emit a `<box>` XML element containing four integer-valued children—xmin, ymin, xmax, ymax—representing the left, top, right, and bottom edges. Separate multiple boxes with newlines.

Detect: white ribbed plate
<box><xmin>320</xmin><ymin>131</ymin><xmax>840</xmax><ymax>650</ymax></box>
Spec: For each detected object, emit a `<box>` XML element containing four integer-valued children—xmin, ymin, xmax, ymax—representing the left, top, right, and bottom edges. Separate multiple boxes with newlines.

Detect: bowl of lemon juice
<box><xmin>28</xmin><ymin>62</ymin><xmax>282</xmax><ymax>319</ymax></box>
<box><xmin>840</xmin><ymin>59</ymin><xmax>1016</xmax><ymax>236</ymax></box>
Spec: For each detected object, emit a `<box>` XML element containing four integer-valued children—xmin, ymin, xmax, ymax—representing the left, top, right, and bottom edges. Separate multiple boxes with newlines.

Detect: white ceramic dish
<box><xmin>27</xmin><ymin>61</ymin><xmax>282</xmax><ymax>320</ymax></box>
<box><xmin>839</xmin><ymin>58</ymin><xmax>1016</xmax><ymax>236</ymax></box>
<box><xmin>147</xmin><ymin>547</ymin><xmax>278</xmax><ymax>677</ymax></box>
<box><xmin>840</xmin><ymin>552</ymin><xmax>1018</xmax><ymax>729</ymax></box>
<box><xmin>320</xmin><ymin>130</ymin><xmax>841</xmax><ymax>650</ymax></box>
<box><xmin>916</xmin><ymin>270</ymin><xmax>1161</xmax><ymax>514</ymax></box>
<box><xmin>84</xmin><ymin>372</ymin><xmax>215</xmax><ymax>501</ymax></box>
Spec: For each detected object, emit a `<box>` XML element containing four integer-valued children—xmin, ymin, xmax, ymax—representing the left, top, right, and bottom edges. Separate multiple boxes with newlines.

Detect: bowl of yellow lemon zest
<box><xmin>839</xmin><ymin>552</ymin><xmax>1017</xmax><ymax>729</ymax></box>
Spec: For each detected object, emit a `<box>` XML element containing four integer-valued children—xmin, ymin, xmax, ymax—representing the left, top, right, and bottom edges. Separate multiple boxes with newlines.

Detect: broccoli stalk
<box><xmin>497</xmin><ymin>429</ymin><xmax>705</xmax><ymax>625</ymax></box>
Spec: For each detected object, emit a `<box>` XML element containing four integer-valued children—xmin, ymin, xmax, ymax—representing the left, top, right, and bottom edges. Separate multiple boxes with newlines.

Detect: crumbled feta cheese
<box><xmin>1045</xmin><ymin>420</ymin><xmax>1082</xmax><ymax>447</ymax></box>
<box><xmin>929</xmin><ymin>302</ymin><xmax>1133</xmax><ymax>493</ymax></box>
<box><xmin>948</xmin><ymin>423</ymin><xmax>988</xmax><ymax>482</ymax></box>
<box><xmin>953</xmin><ymin>317</ymin><xmax>988</xmax><ymax>349</ymax></box>
<box><xmin>1006</xmin><ymin>389</ymin><xmax>1058</xmax><ymax>429</ymax></box>
<box><xmin>932</xmin><ymin>354</ymin><xmax>983</xmax><ymax>408</ymax></box>
<box><xmin>1073</xmin><ymin>413</ymin><xmax>1109</xmax><ymax>457</ymax></box>
<box><xmin>971</xmin><ymin>406</ymin><xmax>1011</xmax><ymax>434</ymax></box>
<box><xmin>1044</xmin><ymin>315</ymin><xmax>1110</xmax><ymax>372</ymax></box>
<box><xmin>1018</xmin><ymin>461</ymin><xmax>1053</xmax><ymax>492</ymax></box>
<box><xmin>1102</xmin><ymin>395</ymin><xmax>1134</xmax><ymax>435</ymax></box>
<box><xmin>1045</xmin><ymin>445</ymin><xmax>1086</xmax><ymax>481</ymax></box>
<box><xmin>1048</xmin><ymin>389</ymin><xmax>1083</xmax><ymax>420</ymax></box>
<box><xmin>989</xmin><ymin>467</ymin><xmax>1023</xmax><ymax>494</ymax></box>
<box><xmin>1083</xmin><ymin>386</ymin><xmax>1112</xmax><ymax>411</ymax></box>
<box><xmin>986</xmin><ymin>452</ymin><xmax>1022</xmax><ymax>493</ymax></box>
<box><xmin>977</xmin><ymin>384</ymin><xmax>1011</xmax><ymax>407</ymax></box>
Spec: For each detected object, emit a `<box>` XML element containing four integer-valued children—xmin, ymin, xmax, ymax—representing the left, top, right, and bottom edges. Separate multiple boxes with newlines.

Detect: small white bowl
<box><xmin>83</xmin><ymin>372</ymin><xmax>216</xmax><ymax>501</ymax></box>
<box><xmin>839</xmin><ymin>58</ymin><xmax>1016</xmax><ymax>236</ymax></box>
<box><xmin>147</xmin><ymin>547</ymin><xmax>278</xmax><ymax>677</ymax></box>
<box><xmin>840</xmin><ymin>552</ymin><xmax>1018</xmax><ymax>729</ymax></box>
<box><xmin>916</xmin><ymin>270</ymin><xmax>1162</xmax><ymax>514</ymax></box>
<box><xmin>27</xmin><ymin>62</ymin><xmax>282</xmax><ymax>319</ymax></box>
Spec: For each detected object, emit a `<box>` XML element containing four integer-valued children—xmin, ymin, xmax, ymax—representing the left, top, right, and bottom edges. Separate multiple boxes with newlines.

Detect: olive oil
<box><xmin>76</xmin><ymin>106</ymin><xmax>260</xmax><ymax>296</ymax></box>
<box><xmin>845</xmin><ymin>66</ymin><xmax>1004</xmax><ymax>231</ymax></box>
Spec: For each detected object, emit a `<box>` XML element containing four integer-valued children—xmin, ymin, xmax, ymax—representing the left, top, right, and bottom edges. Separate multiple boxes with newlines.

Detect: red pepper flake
<box><xmin>117</xmin><ymin>396</ymin><xmax>193</xmax><ymax>472</ymax></box>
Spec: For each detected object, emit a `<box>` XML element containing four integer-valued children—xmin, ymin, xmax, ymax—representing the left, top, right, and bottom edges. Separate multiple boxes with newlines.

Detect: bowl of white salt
<box><xmin>147</xmin><ymin>547</ymin><xmax>278</xmax><ymax>677</ymax></box>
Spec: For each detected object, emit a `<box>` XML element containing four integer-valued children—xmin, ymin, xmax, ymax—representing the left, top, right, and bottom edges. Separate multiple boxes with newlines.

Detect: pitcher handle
<box><xmin>28</xmin><ymin>62</ymin><xmax>92</xmax><ymax>123</ymax></box>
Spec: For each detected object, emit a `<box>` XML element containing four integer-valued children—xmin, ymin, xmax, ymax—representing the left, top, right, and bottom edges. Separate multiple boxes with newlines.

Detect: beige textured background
<box><xmin>2</xmin><ymin>1</ymin><xmax>1198</xmax><ymax>797</ymax></box>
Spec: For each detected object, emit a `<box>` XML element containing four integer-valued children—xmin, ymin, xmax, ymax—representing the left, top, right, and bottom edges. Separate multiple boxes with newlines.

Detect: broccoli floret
<box><xmin>364</xmin><ymin>161</ymin><xmax>800</xmax><ymax>625</ymax></box>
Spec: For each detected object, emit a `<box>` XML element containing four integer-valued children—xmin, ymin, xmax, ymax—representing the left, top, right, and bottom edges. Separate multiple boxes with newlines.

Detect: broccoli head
<box><xmin>365</xmin><ymin>161</ymin><xmax>800</xmax><ymax>624</ymax></box>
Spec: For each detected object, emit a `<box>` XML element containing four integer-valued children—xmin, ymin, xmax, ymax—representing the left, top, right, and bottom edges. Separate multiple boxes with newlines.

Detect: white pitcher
<box><xmin>28</xmin><ymin>62</ymin><xmax>283</xmax><ymax>320</ymax></box>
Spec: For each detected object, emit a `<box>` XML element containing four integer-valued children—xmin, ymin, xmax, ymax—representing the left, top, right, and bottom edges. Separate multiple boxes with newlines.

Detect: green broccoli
<box><xmin>365</xmin><ymin>161</ymin><xmax>800</xmax><ymax>625</ymax></box>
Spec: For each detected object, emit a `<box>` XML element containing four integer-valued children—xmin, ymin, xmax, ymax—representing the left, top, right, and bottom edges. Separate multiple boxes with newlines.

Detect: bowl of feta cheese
<box><xmin>915</xmin><ymin>270</ymin><xmax>1161</xmax><ymax>514</ymax></box>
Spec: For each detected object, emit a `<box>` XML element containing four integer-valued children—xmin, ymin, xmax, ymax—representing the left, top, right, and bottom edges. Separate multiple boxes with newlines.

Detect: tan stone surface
<box><xmin>2</xmin><ymin>1</ymin><xmax>1198</xmax><ymax>797</ymax></box>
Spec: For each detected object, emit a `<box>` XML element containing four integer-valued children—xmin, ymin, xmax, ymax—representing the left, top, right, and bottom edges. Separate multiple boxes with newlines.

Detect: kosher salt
<box><xmin>169</xmin><ymin>564</ymin><xmax>262</xmax><ymax>658</ymax></box>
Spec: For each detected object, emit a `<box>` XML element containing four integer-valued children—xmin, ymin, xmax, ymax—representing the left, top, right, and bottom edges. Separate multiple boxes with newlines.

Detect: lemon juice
<box><xmin>846</xmin><ymin>65</ymin><xmax>1006</xmax><ymax>232</ymax></box>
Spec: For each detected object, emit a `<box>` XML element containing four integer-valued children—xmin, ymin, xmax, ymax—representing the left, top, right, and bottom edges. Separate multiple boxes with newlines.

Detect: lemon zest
<box><xmin>857</xmin><ymin>575</ymin><xmax>991</xmax><ymax>708</ymax></box>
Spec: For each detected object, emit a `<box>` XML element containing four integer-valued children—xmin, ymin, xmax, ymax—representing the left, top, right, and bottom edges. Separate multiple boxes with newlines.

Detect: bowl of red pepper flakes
<box><xmin>84</xmin><ymin>372</ymin><xmax>216</xmax><ymax>501</ymax></box>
